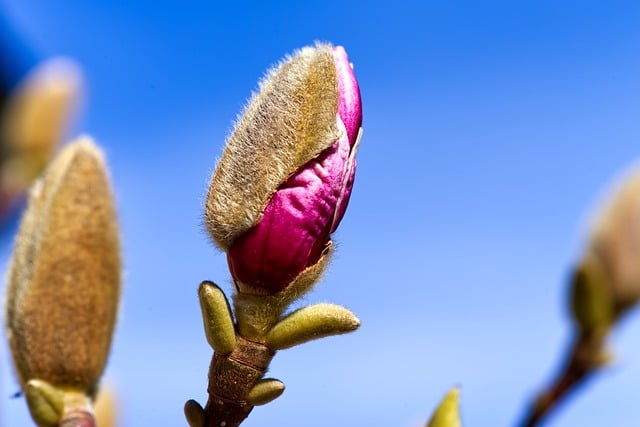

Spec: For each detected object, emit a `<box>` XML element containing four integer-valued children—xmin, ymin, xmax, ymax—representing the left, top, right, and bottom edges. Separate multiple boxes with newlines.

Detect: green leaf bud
<box><xmin>266</xmin><ymin>303</ymin><xmax>359</xmax><ymax>350</ymax></box>
<box><xmin>247</xmin><ymin>378</ymin><xmax>285</xmax><ymax>406</ymax></box>
<box><xmin>25</xmin><ymin>379</ymin><xmax>64</xmax><ymax>427</ymax></box>
<box><xmin>184</xmin><ymin>399</ymin><xmax>205</xmax><ymax>427</ymax></box>
<box><xmin>198</xmin><ymin>281</ymin><xmax>236</xmax><ymax>354</ymax></box>
<box><xmin>427</xmin><ymin>387</ymin><xmax>462</xmax><ymax>427</ymax></box>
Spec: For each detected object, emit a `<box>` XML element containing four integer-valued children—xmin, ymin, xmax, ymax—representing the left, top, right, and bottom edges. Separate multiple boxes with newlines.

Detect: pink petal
<box><xmin>228</xmin><ymin>127</ymin><xmax>351</xmax><ymax>293</ymax></box>
<box><xmin>333</xmin><ymin>46</ymin><xmax>362</xmax><ymax>147</ymax></box>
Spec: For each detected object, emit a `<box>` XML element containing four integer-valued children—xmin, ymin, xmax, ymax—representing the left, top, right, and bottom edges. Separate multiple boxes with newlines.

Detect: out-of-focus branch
<box><xmin>518</xmin><ymin>333</ymin><xmax>607</xmax><ymax>427</ymax></box>
<box><xmin>519</xmin><ymin>163</ymin><xmax>640</xmax><ymax>426</ymax></box>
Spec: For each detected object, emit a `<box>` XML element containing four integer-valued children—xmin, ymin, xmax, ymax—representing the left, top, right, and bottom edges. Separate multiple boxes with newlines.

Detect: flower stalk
<box><xmin>186</xmin><ymin>280</ymin><xmax>359</xmax><ymax>427</ymax></box>
<box><xmin>519</xmin><ymin>332</ymin><xmax>606</xmax><ymax>427</ymax></box>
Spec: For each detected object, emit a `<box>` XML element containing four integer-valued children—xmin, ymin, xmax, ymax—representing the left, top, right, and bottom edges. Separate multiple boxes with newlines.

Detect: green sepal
<box><xmin>570</xmin><ymin>255</ymin><xmax>614</xmax><ymax>336</ymax></box>
<box><xmin>233</xmin><ymin>246</ymin><xmax>333</xmax><ymax>341</ymax></box>
<box><xmin>266</xmin><ymin>303</ymin><xmax>360</xmax><ymax>350</ymax></box>
<box><xmin>199</xmin><ymin>281</ymin><xmax>236</xmax><ymax>354</ymax></box>
<box><xmin>427</xmin><ymin>387</ymin><xmax>462</xmax><ymax>427</ymax></box>
<box><xmin>247</xmin><ymin>378</ymin><xmax>285</xmax><ymax>406</ymax></box>
<box><xmin>184</xmin><ymin>399</ymin><xmax>205</xmax><ymax>427</ymax></box>
<box><xmin>25</xmin><ymin>379</ymin><xmax>64</xmax><ymax>427</ymax></box>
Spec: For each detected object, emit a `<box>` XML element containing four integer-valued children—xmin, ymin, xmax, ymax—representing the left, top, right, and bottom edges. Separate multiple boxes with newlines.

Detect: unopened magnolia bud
<box><xmin>427</xmin><ymin>388</ymin><xmax>462</xmax><ymax>427</ymax></box>
<box><xmin>583</xmin><ymin>164</ymin><xmax>640</xmax><ymax>315</ymax></box>
<box><xmin>205</xmin><ymin>43</ymin><xmax>362</xmax><ymax>295</ymax></box>
<box><xmin>266</xmin><ymin>303</ymin><xmax>360</xmax><ymax>350</ymax></box>
<box><xmin>5</xmin><ymin>137</ymin><xmax>120</xmax><ymax>393</ymax></box>
<box><xmin>0</xmin><ymin>58</ymin><xmax>82</xmax><ymax>199</ymax></box>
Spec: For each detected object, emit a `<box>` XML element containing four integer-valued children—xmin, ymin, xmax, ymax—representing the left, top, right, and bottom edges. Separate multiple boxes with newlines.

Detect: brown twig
<box><xmin>202</xmin><ymin>335</ymin><xmax>275</xmax><ymax>427</ymax></box>
<box><xmin>58</xmin><ymin>409</ymin><xmax>96</xmax><ymax>427</ymax></box>
<box><xmin>518</xmin><ymin>333</ymin><xmax>605</xmax><ymax>427</ymax></box>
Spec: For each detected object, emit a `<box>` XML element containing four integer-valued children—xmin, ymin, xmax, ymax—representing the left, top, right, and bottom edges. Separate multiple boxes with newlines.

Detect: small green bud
<box><xmin>247</xmin><ymin>378</ymin><xmax>285</xmax><ymax>406</ymax></box>
<box><xmin>266</xmin><ymin>303</ymin><xmax>359</xmax><ymax>350</ymax></box>
<box><xmin>198</xmin><ymin>281</ymin><xmax>236</xmax><ymax>354</ymax></box>
<box><xmin>25</xmin><ymin>379</ymin><xmax>64</xmax><ymax>427</ymax></box>
<box><xmin>427</xmin><ymin>387</ymin><xmax>462</xmax><ymax>427</ymax></box>
<box><xmin>570</xmin><ymin>254</ymin><xmax>614</xmax><ymax>336</ymax></box>
<box><xmin>184</xmin><ymin>399</ymin><xmax>205</xmax><ymax>427</ymax></box>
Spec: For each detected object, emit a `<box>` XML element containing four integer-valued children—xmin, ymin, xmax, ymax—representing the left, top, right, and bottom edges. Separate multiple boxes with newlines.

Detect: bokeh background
<box><xmin>2</xmin><ymin>1</ymin><xmax>640</xmax><ymax>426</ymax></box>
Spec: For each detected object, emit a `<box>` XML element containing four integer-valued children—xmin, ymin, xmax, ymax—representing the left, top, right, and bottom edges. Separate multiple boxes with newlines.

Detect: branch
<box><xmin>518</xmin><ymin>333</ymin><xmax>606</xmax><ymax>427</ymax></box>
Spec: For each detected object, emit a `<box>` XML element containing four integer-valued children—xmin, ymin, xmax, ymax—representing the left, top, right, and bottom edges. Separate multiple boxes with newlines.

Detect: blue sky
<box><xmin>2</xmin><ymin>1</ymin><xmax>640</xmax><ymax>426</ymax></box>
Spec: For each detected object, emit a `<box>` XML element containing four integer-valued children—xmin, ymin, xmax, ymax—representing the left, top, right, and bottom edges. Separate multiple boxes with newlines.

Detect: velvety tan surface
<box><xmin>205</xmin><ymin>43</ymin><xmax>339</xmax><ymax>250</ymax></box>
<box><xmin>6</xmin><ymin>137</ymin><xmax>121</xmax><ymax>390</ymax></box>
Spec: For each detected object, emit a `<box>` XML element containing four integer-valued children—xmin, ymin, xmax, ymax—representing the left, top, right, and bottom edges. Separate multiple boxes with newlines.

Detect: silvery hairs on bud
<box><xmin>205</xmin><ymin>43</ymin><xmax>340</xmax><ymax>250</ymax></box>
<box><xmin>5</xmin><ymin>137</ymin><xmax>121</xmax><ymax>391</ymax></box>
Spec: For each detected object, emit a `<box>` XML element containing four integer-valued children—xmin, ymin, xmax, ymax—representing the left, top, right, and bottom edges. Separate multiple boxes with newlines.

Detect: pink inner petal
<box><xmin>332</xmin><ymin>158</ymin><xmax>356</xmax><ymax>233</ymax></box>
<box><xmin>228</xmin><ymin>127</ymin><xmax>351</xmax><ymax>292</ymax></box>
<box><xmin>333</xmin><ymin>46</ymin><xmax>362</xmax><ymax>147</ymax></box>
<box><xmin>332</xmin><ymin>121</ymin><xmax>361</xmax><ymax>233</ymax></box>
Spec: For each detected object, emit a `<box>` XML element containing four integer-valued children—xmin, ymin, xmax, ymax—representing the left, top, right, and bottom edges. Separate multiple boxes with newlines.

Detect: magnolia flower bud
<box><xmin>0</xmin><ymin>58</ymin><xmax>83</xmax><ymax>221</ymax></box>
<box><xmin>580</xmin><ymin>164</ymin><xmax>640</xmax><ymax>317</ymax></box>
<box><xmin>205</xmin><ymin>43</ymin><xmax>362</xmax><ymax>295</ymax></box>
<box><xmin>5</xmin><ymin>137</ymin><xmax>120</xmax><ymax>393</ymax></box>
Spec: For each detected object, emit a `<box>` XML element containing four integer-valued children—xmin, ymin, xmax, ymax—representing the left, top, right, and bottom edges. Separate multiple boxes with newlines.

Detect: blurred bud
<box><xmin>581</xmin><ymin>165</ymin><xmax>640</xmax><ymax>316</ymax></box>
<box><xmin>205</xmin><ymin>43</ymin><xmax>362</xmax><ymax>295</ymax></box>
<box><xmin>24</xmin><ymin>379</ymin><xmax>98</xmax><ymax>427</ymax></box>
<box><xmin>427</xmin><ymin>388</ymin><xmax>462</xmax><ymax>427</ymax></box>
<box><xmin>24</xmin><ymin>379</ymin><xmax>64</xmax><ymax>427</ymax></box>
<box><xmin>570</xmin><ymin>253</ymin><xmax>614</xmax><ymax>336</ymax></box>
<box><xmin>0</xmin><ymin>57</ymin><xmax>83</xmax><ymax>218</ymax></box>
<box><xmin>184</xmin><ymin>399</ymin><xmax>205</xmax><ymax>427</ymax></box>
<box><xmin>94</xmin><ymin>383</ymin><xmax>119</xmax><ymax>427</ymax></box>
<box><xmin>5</xmin><ymin>137</ymin><xmax>120</xmax><ymax>394</ymax></box>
